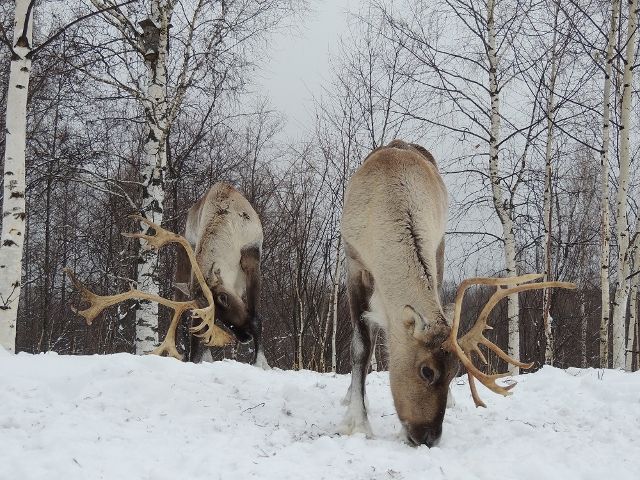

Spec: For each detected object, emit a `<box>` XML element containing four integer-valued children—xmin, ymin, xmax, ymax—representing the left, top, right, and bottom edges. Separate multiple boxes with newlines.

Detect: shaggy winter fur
<box><xmin>175</xmin><ymin>183</ymin><xmax>268</xmax><ymax>368</ymax></box>
<box><xmin>340</xmin><ymin>140</ymin><xmax>457</xmax><ymax>447</ymax></box>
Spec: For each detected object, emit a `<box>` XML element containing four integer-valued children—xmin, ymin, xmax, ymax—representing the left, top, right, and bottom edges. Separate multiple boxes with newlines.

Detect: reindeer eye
<box><xmin>420</xmin><ymin>365</ymin><xmax>435</xmax><ymax>384</ymax></box>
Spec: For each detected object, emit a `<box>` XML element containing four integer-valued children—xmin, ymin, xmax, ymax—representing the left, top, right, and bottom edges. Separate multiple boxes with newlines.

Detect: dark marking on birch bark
<box><xmin>147</xmin><ymin>129</ymin><xmax>159</xmax><ymax>142</ymax></box>
<box><xmin>148</xmin><ymin>200</ymin><xmax>163</xmax><ymax>214</ymax></box>
<box><xmin>10</xmin><ymin>191</ymin><xmax>25</xmax><ymax>198</ymax></box>
<box><xmin>3</xmin><ymin>240</ymin><xmax>17</xmax><ymax>247</ymax></box>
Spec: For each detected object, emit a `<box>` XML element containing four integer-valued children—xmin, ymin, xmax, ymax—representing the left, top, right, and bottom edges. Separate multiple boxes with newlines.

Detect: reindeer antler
<box><xmin>443</xmin><ymin>274</ymin><xmax>576</xmax><ymax>407</ymax></box>
<box><xmin>65</xmin><ymin>215</ymin><xmax>234</xmax><ymax>359</ymax></box>
<box><xmin>122</xmin><ymin>215</ymin><xmax>225</xmax><ymax>345</ymax></box>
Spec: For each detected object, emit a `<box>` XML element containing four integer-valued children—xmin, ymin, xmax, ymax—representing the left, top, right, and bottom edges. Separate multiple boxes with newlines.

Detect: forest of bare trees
<box><xmin>1</xmin><ymin>0</ymin><xmax>638</xmax><ymax>373</ymax></box>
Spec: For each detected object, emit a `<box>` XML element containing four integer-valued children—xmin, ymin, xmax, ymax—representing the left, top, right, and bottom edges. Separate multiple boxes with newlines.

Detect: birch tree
<box><xmin>134</xmin><ymin>0</ymin><xmax>172</xmax><ymax>354</ymax></box>
<box><xmin>0</xmin><ymin>0</ymin><xmax>34</xmax><ymax>353</ymax></box>
<box><xmin>599</xmin><ymin>0</ymin><xmax>621</xmax><ymax>368</ymax></box>
<box><xmin>626</xmin><ymin>220</ymin><xmax>640</xmax><ymax>370</ymax></box>
<box><xmin>611</xmin><ymin>0</ymin><xmax>638</xmax><ymax>369</ymax></box>
<box><xmin>484</xmin><ymin>0</ymin><xmax>524</xmax><ymax>369</ymax></box>
<box><xmin>541</xmin><ymin>0</ymin><xmax>563</xmax><ymax>366</ymax></box>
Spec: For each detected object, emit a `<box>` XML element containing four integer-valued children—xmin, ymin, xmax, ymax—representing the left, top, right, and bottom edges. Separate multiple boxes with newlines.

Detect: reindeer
<box><xmin>174</xmin><ymin>183</ymin><xmax>268</xmax><ymax>367</ymax></box>
<box><xmin>66</xmin><ymin>182</ymin><xmax>269</xmax><ymax>368</ymax></box>
<box><xmin>339</xmin><ymin>140</ymin><xmax>573</xmax><ymax>446</ymax></box>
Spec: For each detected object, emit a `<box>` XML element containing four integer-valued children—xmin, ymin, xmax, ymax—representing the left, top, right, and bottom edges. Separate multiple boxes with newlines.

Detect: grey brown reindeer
<box><xmin>175</xmin><ymin>182</ymin><xmax>268</xmax><ymax>367</ymax></box>
<box><xmin>67</xmin><ymin>182</ymin><xmax>268</xmax><ymax>368</ymax></box>
<box><xmin>339</xmin><ymin>140</ymin><xmax>574</xmax><ymax>446</ymax></box>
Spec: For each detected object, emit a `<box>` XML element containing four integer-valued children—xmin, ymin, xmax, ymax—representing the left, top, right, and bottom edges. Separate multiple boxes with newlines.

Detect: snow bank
<box><xmin>1</xmin><ymin>353</ymin><xmax>638</xmax><ymax>480</ymax></box>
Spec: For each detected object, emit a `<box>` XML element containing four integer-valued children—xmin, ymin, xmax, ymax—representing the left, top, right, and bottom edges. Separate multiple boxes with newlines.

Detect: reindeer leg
<box><xmin>241</xmin><ymin>245</ymin><xmax>269</xmax><ymax>369</ymax></box>
<box><xmin>188</xmin><ymin>314</ymin><xmax>206</xmax><ymax>363</ymax></box>
<box><xmin>339</xmin><ymin>259</ymin><xmax>375</xmax><ymax>437</ymax></box>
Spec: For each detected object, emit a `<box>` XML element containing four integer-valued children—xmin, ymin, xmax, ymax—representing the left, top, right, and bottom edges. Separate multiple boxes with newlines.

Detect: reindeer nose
<box><xmin>228</xmin><ymin>324</ymin><xmax>252</xmax><ymax>343</ymax></box>
<box><xmin>407</xmin><ymin>424</ymin><xmax>441</xmax><ymax>447</ymax></box>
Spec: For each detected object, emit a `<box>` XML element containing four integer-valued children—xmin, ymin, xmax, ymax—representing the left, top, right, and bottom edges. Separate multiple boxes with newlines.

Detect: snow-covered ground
<box><xmin>1</xmin><ymin>352</ymin><xmax>639</xmax><ymax>480</ymax></box>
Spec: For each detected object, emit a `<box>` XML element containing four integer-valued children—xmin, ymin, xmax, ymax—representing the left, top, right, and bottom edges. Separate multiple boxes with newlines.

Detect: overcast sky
<box><xmin>253</xmin><ymin>0</ymin><xmax>363</xmax><ymax>140</ymax></box>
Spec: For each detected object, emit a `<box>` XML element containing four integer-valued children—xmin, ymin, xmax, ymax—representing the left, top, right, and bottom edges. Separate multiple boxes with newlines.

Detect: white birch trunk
<box><xmin>0</xmin><ymin>0</ymin><xmax>34</xmax><ymax>353</ymax></box>
<box><xmin>580</xmin><ymin>293</ymin><xmax>587</xmax><ymax>368</ymax></box>
<box><xmin>486</xmin><ymin>0</ymin><xmax>519</xmax><ymax>372</ymax></box>
<box><xmin>599</xmin><ymin>0</ymin><xmax>621</xmax><ymax>368</ymax></box>
<box><xmin>331</xmin><ymin>237</ymin><xmax>342</xmax><ymax>373</ymax></box>
<box><xmin>632</xmin><ymin>277</ymin><xmax>640</xmax><ymax>370</ymax></box>
<box><xmin>625</xmin><ymin>236</ymin><xmax>640</xmax><ymax>372</ymax></box>
<box><xmin>297</xmin><ymin>293</ymin><xmax>304</xmax><ymax>370</ymax></box>
<box><xmin>319</xmin><ymin>236</ymin><xmax>342</xmax><ymax>372</ymax></box>
<box><xmin>611</xmin><ymin>0</ymin><xmax>637</xmax><ymax>369</ymax></box>
<box><xmin>320</xmin><ymin>296</ymin><xmax>331</xmax><ymax>372</ymax></box>
<box><xmin>544</xmin><ymin>314</ymin><xmax>554</xmax><ymax>365</ymax></box>
<box><xmin>542</xmin><ymin>6</ymin><xmax>560</xmax><ymax>365</ymax></box>
<box><xmin>135</xmin><ymin>2</ymin><xmax>172</xmax><ymax>354</ymax></box>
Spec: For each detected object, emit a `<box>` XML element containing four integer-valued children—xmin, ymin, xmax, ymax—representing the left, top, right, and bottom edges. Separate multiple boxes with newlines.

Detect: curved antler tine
<box><xmin>468</xmin><ymin>343</ymin><xmax>488</xmax><ymax>365</ymax></box>
<box><xmin>189</xmin><ymin>304</ymin><xmax>234</xmax><ymax>347</ymax></box>
<box><xmin>501</xmin><ymin>273</ymin><xmax>544</xmax><ymax>284</ymax></box>
<box><xmin>444</xmin><ymin>273</ymin><xmax>576</xmax><ymax>407</ymax></box>
<box><xmin>64</xmin><ymin>268</ymin><xmax>102</xmax><ymax>325</ymax></box>
<box><xmin>189</xmin><ymin>320</ymin><xmax>209</xmax><ymax>333</ymax></box>
<box><xmin>121</xmin><ymin>232</ymin><xmax>158</xmax><ymax>252</ymax></box>
<box><xmin>480</xmin><ymin>337</ymin><xmax>534</xmax><ymax>369</ymax></box>
<box><xmin>201</xmin><ymin>327</ymin><xmax>234</xmax><ymax>347</ymax></box>
<box><xmin>468</xmin><ymin>374</ymin><xmax>486</xmax><ymax>408</ymax></box>
<box><xmin>128</xmin><ymin>214</ymin><xmax>161</xmax><ymax>231</ymax></box>
<box><xmin>150</xmin><ymin>307</ymin><xmax>188</xmax><ymax>360</ymax></box>
<box><xmin>64</xmin><ymin>268</ymin><xmax>94</xmax><ymax>299</ymax></box>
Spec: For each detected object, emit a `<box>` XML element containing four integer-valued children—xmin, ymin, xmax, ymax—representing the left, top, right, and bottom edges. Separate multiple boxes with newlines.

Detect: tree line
<box><xmin>1</xmin><ymin>0</ymin><xmax>638</xmax><ymax>372</ymax></box>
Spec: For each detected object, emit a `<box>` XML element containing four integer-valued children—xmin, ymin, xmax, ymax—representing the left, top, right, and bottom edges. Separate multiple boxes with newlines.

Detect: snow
<box><xmin>1</xmin><ymin>353</ymin><xmax>639</xmax><ymax>480</ymax></box>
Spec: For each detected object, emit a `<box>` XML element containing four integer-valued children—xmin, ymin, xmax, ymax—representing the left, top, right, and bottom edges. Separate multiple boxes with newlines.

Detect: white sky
<box><xmin>253</xmin><ymin>0</ymin><xmax>363</xmax><ymax>140</ymax></box>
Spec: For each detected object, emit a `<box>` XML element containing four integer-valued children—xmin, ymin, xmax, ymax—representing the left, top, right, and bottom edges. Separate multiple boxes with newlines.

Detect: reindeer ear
<box><xmin>403</xmin><ymin>305</ymin><xmax>429</xmax><ymax>341</ymax></box>
<box><xmin>174</xmin><ymin>282</ymin><xmax>190</xmax><ymax>297</ymax></box>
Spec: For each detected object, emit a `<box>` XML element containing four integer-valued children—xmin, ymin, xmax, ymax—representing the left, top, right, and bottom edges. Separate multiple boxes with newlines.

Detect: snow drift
<box><xmin>1</xmin><ymin>353</ymin><xmax>638</xmax><ymax>479</ymax></box>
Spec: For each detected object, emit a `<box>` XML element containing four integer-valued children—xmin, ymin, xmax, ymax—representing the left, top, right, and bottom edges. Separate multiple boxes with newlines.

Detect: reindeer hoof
<box><xmin>338</xmin><ymin>408</ymin><xmax>373</xmax><ymax>438</ymax></box>
<box><xmin>252</xmin><ymin>351</ymin><xmax>271</xmax><ymax>370</ymax></box>
<box><xmin>341</xmin><ymin>385</ymin><xmax>353</xmax><ymax>406</ymax></box>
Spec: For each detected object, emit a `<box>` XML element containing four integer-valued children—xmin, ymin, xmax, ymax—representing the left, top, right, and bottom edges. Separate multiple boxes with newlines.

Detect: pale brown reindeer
<box><xmin>339</xmin><ymin>140</ymin><xmax>574</xmax><ymax>446</ymax></box>
<box><xmin>67</xmin><ymin>183</ymin><xmax>269</xmax><ymax>367</ymax></box>
<box><xmin>174</xmin><ymin>183</ymin><xmax>267</xmax><ymax>367</ymax></box>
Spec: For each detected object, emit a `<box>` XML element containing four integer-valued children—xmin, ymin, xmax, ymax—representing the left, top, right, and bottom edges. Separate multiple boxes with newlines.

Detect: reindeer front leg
<box><xmin>340</xmin><ymin>264</ymin><xmax>376</xmax><ymax>437</ymax></box>
<box><xmin>241</xmin><ymin>245</ymin><xmax>269</xmax><ymax>369</ymax></box>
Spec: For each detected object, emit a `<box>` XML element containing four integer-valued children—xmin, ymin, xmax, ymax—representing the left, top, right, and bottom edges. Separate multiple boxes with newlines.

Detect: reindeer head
<box><xmin>389</xmin><ymin>306</ymin><xmax>458</xmax><ymax>446</ymax></box>
<box><xmin>177</xmin><ymin>281</ymin><xmax>253</xmax><ymax>344</ymax></box>
<box><xmin>391</xmin><ymin>275</ymin><xmax>575</xmax><ymax>447</ymax></box>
